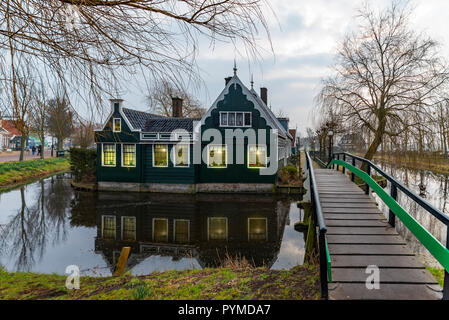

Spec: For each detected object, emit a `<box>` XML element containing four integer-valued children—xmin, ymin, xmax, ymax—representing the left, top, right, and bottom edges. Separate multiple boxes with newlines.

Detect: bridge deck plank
<box><xmin>313</xmin><ymin>168</ymin><xmax>442</xmax><ymax>300</ymax></box>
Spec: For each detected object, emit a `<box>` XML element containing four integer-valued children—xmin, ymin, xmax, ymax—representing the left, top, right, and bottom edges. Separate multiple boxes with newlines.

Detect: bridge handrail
<box><xmin>305</xmin><ymin>152</ymin><xmax>330</xmax><ymax>299</ymax></box>
<box><xmin>333</xmin><ymin>152</ymin><xmax>449</xmax><ymax>226</ymax></box>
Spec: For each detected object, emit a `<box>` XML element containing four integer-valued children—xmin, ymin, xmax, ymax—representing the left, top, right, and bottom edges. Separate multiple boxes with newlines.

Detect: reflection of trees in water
<box><xmin>0</xmin><ymin>177</ymin><xmax>72</xmax><ymax>271</ymax></box>
<box><xmin>374</xmin><ymin>163</ymin><xmax>449</xmax><ymax>262</ymax></box>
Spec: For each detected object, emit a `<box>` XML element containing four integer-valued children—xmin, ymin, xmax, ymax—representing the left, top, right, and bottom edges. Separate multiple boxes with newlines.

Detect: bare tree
<box><xmin>316</xmin><ymin>1</ymin><xmax>449</xmax><ymax>164</ymax></box>
<box><xmin>147</xmin><ymin>80</ymin><xmax>206</xmax><ymax>118</ymax></box>
<box><xmin>72</xmin><ymin>118</ymin><xmax>96</xmax><ymax>149</ymax></box>
<box><xmin>0</xmin><ymin>0</ymin><xmax>273</xmax><ymax>112</ymax></box>
<box><xmin>46</xmin><ymin>93</ymin><xmax>74</xmax><ymax>151</ymax></box>
<box><xmin>29</xmin><ymin>80</ymin><xmax>48</xmax><ymax>159</ymax></box>
<box><xmin>0</xmin><ymin>55</ymin><xmax>35</xmax><ymax>161</ymax></box>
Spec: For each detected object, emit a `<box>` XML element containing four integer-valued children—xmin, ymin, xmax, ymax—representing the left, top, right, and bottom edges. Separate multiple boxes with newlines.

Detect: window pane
<box><xmin>154</xmin><ymin>145</ymin><xmax>168</xmax><ymax>167</ymax></box>
<box><xmin>123</xmin><ymin>144</ymin><xmax>136</xmax><ymax>167</ymax></box>
<box><xmin>175</xmin><ymin>144</ymin><xmax>189</xmax><ymax>167</ymax></box>
<box><xmin>174</xmin><ymin>220</ymin><xmax>189</xmax><ymax>243</ymax></box>
<box><xmin>248</xmin><ymin>218</ymin><xmax>267</xmax><ymax>241</ymax></box>
<box><xmin>248</xmin><ymin>145</ymin><xmax>267</xmax><ymax>168</ymax></box>
<box><xmin>208</xmin><ymin>218</ymin><xmax>227</xmax><ymax>240</ymax></box>
<box><xmin>228</xmin><ymin>113</ymin><xmax>235</xmax><ymax>126</ymax></box>
<box><xmin>153</xmin><ymin>219</ymin><xmax>168</xmax><ymax>242</ymax></box>
<box><xmin>103</xmin><ymin>144</ymin><xmax>116</xmax><ymax>166</ymax></box>
<box><xmin>236</xmin><ymin>113</ymin><xmax>243</xmax><ymax>126</ymax></box>
<box><xmin>122</xmin><ymin>217</ymin><xmax>136</xmax><ymax>241</ymax></box>
<box><xmin>114</xmin><ymin>119</ymin><xmax>121</xmax><ymax>132</ymax></box>
<box><xmin>208</xmin><ymin>145</ymin><xmax>226</xmax><ymax>168</ymax></box>
<box><xmin>244</xmin><ymin>113</ymin><xmax>251</xmax><ymax>126</ymax></box>
<box><xmin>103</xmin><ymin>216</ymin><xmax>116</xmax><ymax>240</ymax></box>
<box><xmin>220</xmin><ymin>113</ymin><xmax>228</xmax><ymax>126</ymax></box>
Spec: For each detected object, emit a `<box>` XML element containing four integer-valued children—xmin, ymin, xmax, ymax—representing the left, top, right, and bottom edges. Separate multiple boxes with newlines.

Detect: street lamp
<box><xmin>328</xmin><ymin>129</ymin><xmax>334</xmax><ymax>163</ymax></box>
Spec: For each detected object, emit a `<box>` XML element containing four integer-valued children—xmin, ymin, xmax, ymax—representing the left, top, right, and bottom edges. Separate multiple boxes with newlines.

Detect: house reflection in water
<box><xmin>94</xmin><ymin>193</ymin><xmax>292</xmax><ymax>271</ymax></box>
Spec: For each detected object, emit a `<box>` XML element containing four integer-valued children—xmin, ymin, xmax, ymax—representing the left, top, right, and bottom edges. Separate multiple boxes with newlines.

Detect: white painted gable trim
<box><xmin>94</xmin><ymin>104</ymin><xmax>141</xmax><ymax>133</ymax></box>
<box><xmin>199</xmin><ymin>75</ymin><xmax>287</xmax><ymax>138</ymax></box>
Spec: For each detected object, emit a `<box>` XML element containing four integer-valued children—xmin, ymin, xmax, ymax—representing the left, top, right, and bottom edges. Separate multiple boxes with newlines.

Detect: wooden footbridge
<box><xmin>305</xmin><ymin>152</ymin><xmax>449</xmax><ymax>300</ymax></box>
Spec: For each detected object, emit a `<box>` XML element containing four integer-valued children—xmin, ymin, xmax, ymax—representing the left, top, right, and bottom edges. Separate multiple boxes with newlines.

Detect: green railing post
<box><xmin>342</xmin><ymin>154</ymin><xmax>346</xmax><ymax>174</ymax></box>
<box><xmin>444</xmin><ymin>230</ymin><xmax>449</xmax><ymax>300</ymax></box>
<box><xmin>351</xmin><ymin>157</ymin><xmax>355</xmax><ymax>182</ymax></box>
<box><xmin>365</xmin><ymin>164</ymin><xmax>371</xmax><ymax>195</ymax></box>
<box><xmin>389</xmin><ymin>184</ymin><xmax>397</xmax><ymax>227</ymax></box>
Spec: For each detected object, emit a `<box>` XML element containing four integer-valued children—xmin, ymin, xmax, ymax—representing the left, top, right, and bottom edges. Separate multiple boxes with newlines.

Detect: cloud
<box><xmin>120</xmin><ymin>0</ymin><xmax>449</xmax><ymax>137</ymax></box>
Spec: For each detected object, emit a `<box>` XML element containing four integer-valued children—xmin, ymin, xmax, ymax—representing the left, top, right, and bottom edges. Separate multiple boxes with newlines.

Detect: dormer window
<box><xmin>113</xmin><ymin>118</ymin><xmax>121</xmax><ymax>132</ymax></box>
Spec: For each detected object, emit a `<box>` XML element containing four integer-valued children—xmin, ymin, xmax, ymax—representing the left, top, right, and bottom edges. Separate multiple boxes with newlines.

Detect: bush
<box><xmin>70</xmin><ymin>147</ymin><xmax>97</xmax><ymax>183</ymax></box>
<box><xmin>278</xmin><ymin>165</ymin><xmax>299</xmax><ymax>185</ymax></box>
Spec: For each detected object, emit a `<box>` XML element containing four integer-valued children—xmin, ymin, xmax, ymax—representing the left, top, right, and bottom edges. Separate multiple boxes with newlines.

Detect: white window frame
<box><xmin>121</xmin><ymin>216</ymin><xmax>137</xmax><ymax>241</ymax></box>
<box><xmin>152</xmin><ymin>218</ymin><xmax>169</xmax><ymax>242</ymax></box>
<box><xmin>101</xmin><ymin>143</ymin><xmax>116</xmax><ymax>167</ymax></box>
<box><xmin>101</xmin><ymin>215</ymin><xmax>117</xmax><ymax>239</ymax></box>
<box><xmin>174</xmin><ymin>219</ymin><xmax>190</xmax><ymax>243</ymax></box>
<box><xmin>207</xmin><ymin>144</ymin><xmax>228</xmax><ymax>168</ymax></box>
<box><xmin>152</xmin><ymin>144</ymin><xmax>169</xmax><ymax>168</ymax></box>
<box><xmin>173</xmin><ymin>144</ymin><xmax>190</xmax><ymax>168</ymax></box>
<box><xmin>247</xmin><ymin>144</ymin><xmax>268</xmax><ymax>169</ymax></box>
<box><xmin>207</xmin><ymin>217</ymin><xmax>228</xmax><ymax>241</ymax></box>
<box><xmin>219</xmin><ymin>112</ymin><xmax>252</xmax><ymax>128</ymax></box>
<box><xmin>112</xmin><ymin>118</ymin><xmax>121</xmax><ymax>132</ymax></box>
<box><xmin>121</xmin><ymin>143</ymin><xmax>137</xmax><ymax>168</ymax></box>
<box><xmin>247</xmin><ymin>218</ymin><xmax>268</xmax><ymax>241</ymax></box>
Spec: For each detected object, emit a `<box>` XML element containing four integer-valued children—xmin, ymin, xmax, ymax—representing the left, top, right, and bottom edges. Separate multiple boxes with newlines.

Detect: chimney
<box><xmin>172</xmin><ymin>97</ymin><xmax>183</xmax><ymax>118</ymax></box>
<box><xmin>225</xmin><ymin>77</ymin><xmax>232</xmax><ymax>86</ymax></box>
<box><xmin>110</xmin><ymin>98</ymin><xmax>123</xmax><ymax>113</ymax></box>
<box><xmin>260</xmin><ymin>87</ymin><xmax>267</xmax><ymax>105</ymax></box>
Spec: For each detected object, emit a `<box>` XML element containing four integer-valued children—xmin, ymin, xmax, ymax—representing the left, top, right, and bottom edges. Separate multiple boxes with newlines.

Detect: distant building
<box><xmin>338</xmin><ymin>133</ymin><xmax>366</xmax><ymax>152</ymax></box>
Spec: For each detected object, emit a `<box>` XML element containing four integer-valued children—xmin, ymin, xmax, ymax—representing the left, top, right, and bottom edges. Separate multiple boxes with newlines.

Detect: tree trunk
<box><xmin>57</xmin><ymin>136</ymin><xmax>62</xmax><ymax>151</ymax></box>
<box><xmin>362</xmin><ymin>118</ymin><xmax>386</xmax><ymax>171</ymax></box>
<box><xmin>40</xmin><ymin>134</ymin><xmax>45</xmax><ymax>159</ymax></box>
<box><xmin>19</xmin><ymin>135</ymin><xmax>25</xmax><ymax>161</ymax></box>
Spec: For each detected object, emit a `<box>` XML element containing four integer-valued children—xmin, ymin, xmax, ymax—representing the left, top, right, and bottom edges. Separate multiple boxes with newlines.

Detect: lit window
<box><xmin>102</xmin><ymin>144</ymin><xmax>116</xmax><ymax>167</ymax></box>
<box><xmin>174</xmin><ymin>220</ymin><xmax>190</xmax><ymax>243</ymax></box>
<box><xmin>248</xmin><ymin>218</ymin><xmax>267</xmax><ymax>241</ymax></box>
<box><xmin>113</xmin><ymin>118</ymin><xmax>121</xmax><ymax>132</ymax></box>
<box><xmin>248</xmin><ymin>145</ymin><xmax>267</xmax><ymax>168</ymax></box>
<box><xmin>153</xmin><ymin>218</ymin><xmax>168</xmax><ymax>242</ymax></box>
<box><xmin>228</xmin><ymin>113</ymin><xmax>236</xmax><ymax>126</ymax></box>
<box><xmin>220</xmin><ymin>113</ymin><xmax>228</xmax><ymax>126</ymax></box>
<box><xmin>236</xmin><ymin>113</ymin><xmax>243</xmax><ymax>126</ymax></box>
<box><xmin>174</xmin><ymin>144</ymin><xmax>189</xmax><ymax>167</ymax></box>
<box><xmin>122</xmin><ymin>216</ymin><xmax>136</xmax><ymax>241</ymax></box>
<box><xmin>244</xmin><ymin>113</ymin><xmax>251</xmax><ymax>126</ymax></box>
<box><xmin>208</xmin><ymin>217</ymin><xmax>228</xmax><ymax>240</ymax></box>
<box><xmin>122</xmin><ymin>144</ymin><xmax>136</xmax><ymax>167</ymax></box>
<box><xmin>153</xmin><ymin>144</ymin><xmax>168</xmax><ymax>167</ymax></box>
<box><xmin>208</xmin><ymin>145</ymin><xmax>227</xmax><ymax>168</ymax></box>
<box><xmin>102</xmin><ymin>216</ymin><xmax>116</xmax><ymax>240</ymax></box>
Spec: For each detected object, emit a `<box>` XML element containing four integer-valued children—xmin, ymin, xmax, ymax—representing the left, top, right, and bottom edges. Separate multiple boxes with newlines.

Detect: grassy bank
<box><xmin>0</xmin><ymin>264</ymin><xmax>320</xmax><ymax>300</ymax></box>
<box><xmin>427</xmin><ymin>267</ymin><xmax>444</xmax><ymax>286</ymax></box>
<box><xmin>369</xmin><ymin>154</ymin><xmax>449</xmax><ymax>175</ymax></box>
<box><xmin>0</xmin><ymin>158</ymin><xmax>70</xmax><ymax>192</ymax></box>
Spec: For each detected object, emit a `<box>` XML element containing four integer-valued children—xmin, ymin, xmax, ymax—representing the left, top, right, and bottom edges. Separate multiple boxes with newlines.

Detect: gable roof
<box><xmin>199</xmin><ymin>74</ymin><xmax>292</xmax><ymax>140</ymax></box>
<box><xmin>1</xmin><ymin>120</ymin><xmax>21</xmax><ymax>137</ymax></box>
<box><xmin>144</xmin><ymin>118</ymin><xmax>200</xmax><ymax>133</ymax></box>
<box><xmin>122</xmin><ymin>108</ymin><xmax>166</xmax><ymax>131</ymax></box>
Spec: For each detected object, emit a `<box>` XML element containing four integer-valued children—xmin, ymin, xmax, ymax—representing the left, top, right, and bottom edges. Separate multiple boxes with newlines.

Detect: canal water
<box><xmin>0</xmin><ymin>174</ymin><xmax>305</xmax><ymax>276</ymax></box>
<box><xmin>367</xmin><ymin>161</ymin><xmax>449</xmax><ymax>268</ymax></box>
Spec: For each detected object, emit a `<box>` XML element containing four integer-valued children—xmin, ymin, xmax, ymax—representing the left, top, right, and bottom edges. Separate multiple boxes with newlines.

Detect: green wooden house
<box><xmin>94</xmin><ymin>70</ymin><xmax>293</xmax><ymax>193</ymax></box>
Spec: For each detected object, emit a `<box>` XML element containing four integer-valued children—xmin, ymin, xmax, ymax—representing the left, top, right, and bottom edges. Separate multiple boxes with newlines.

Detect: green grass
<box><xmin>427</xmin><ymin>267</ymin><xmax>445</xmax><ymax>286</ymax></box>
<box><xmin>0</xmin><ymin>264</ymin><xmax>320</xmax><ymax>300</ymax></box>
<box><xmin>0</xmin><ymin>157</ymin><xmax>70</xmax><ymax>191</ymax></box>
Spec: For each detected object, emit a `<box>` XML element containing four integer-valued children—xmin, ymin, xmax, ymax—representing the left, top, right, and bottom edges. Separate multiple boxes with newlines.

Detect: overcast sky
<box><xmin>118</xmin><ymin>0</ymin><xmax>449</xmax><ymax>136</ymax></box>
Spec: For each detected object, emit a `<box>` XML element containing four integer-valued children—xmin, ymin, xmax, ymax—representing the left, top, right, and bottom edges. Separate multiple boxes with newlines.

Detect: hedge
<box><xmin>70</xmin><ymin>148</ymin><xmax>97</xmax><ymax>183</ymax></box>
